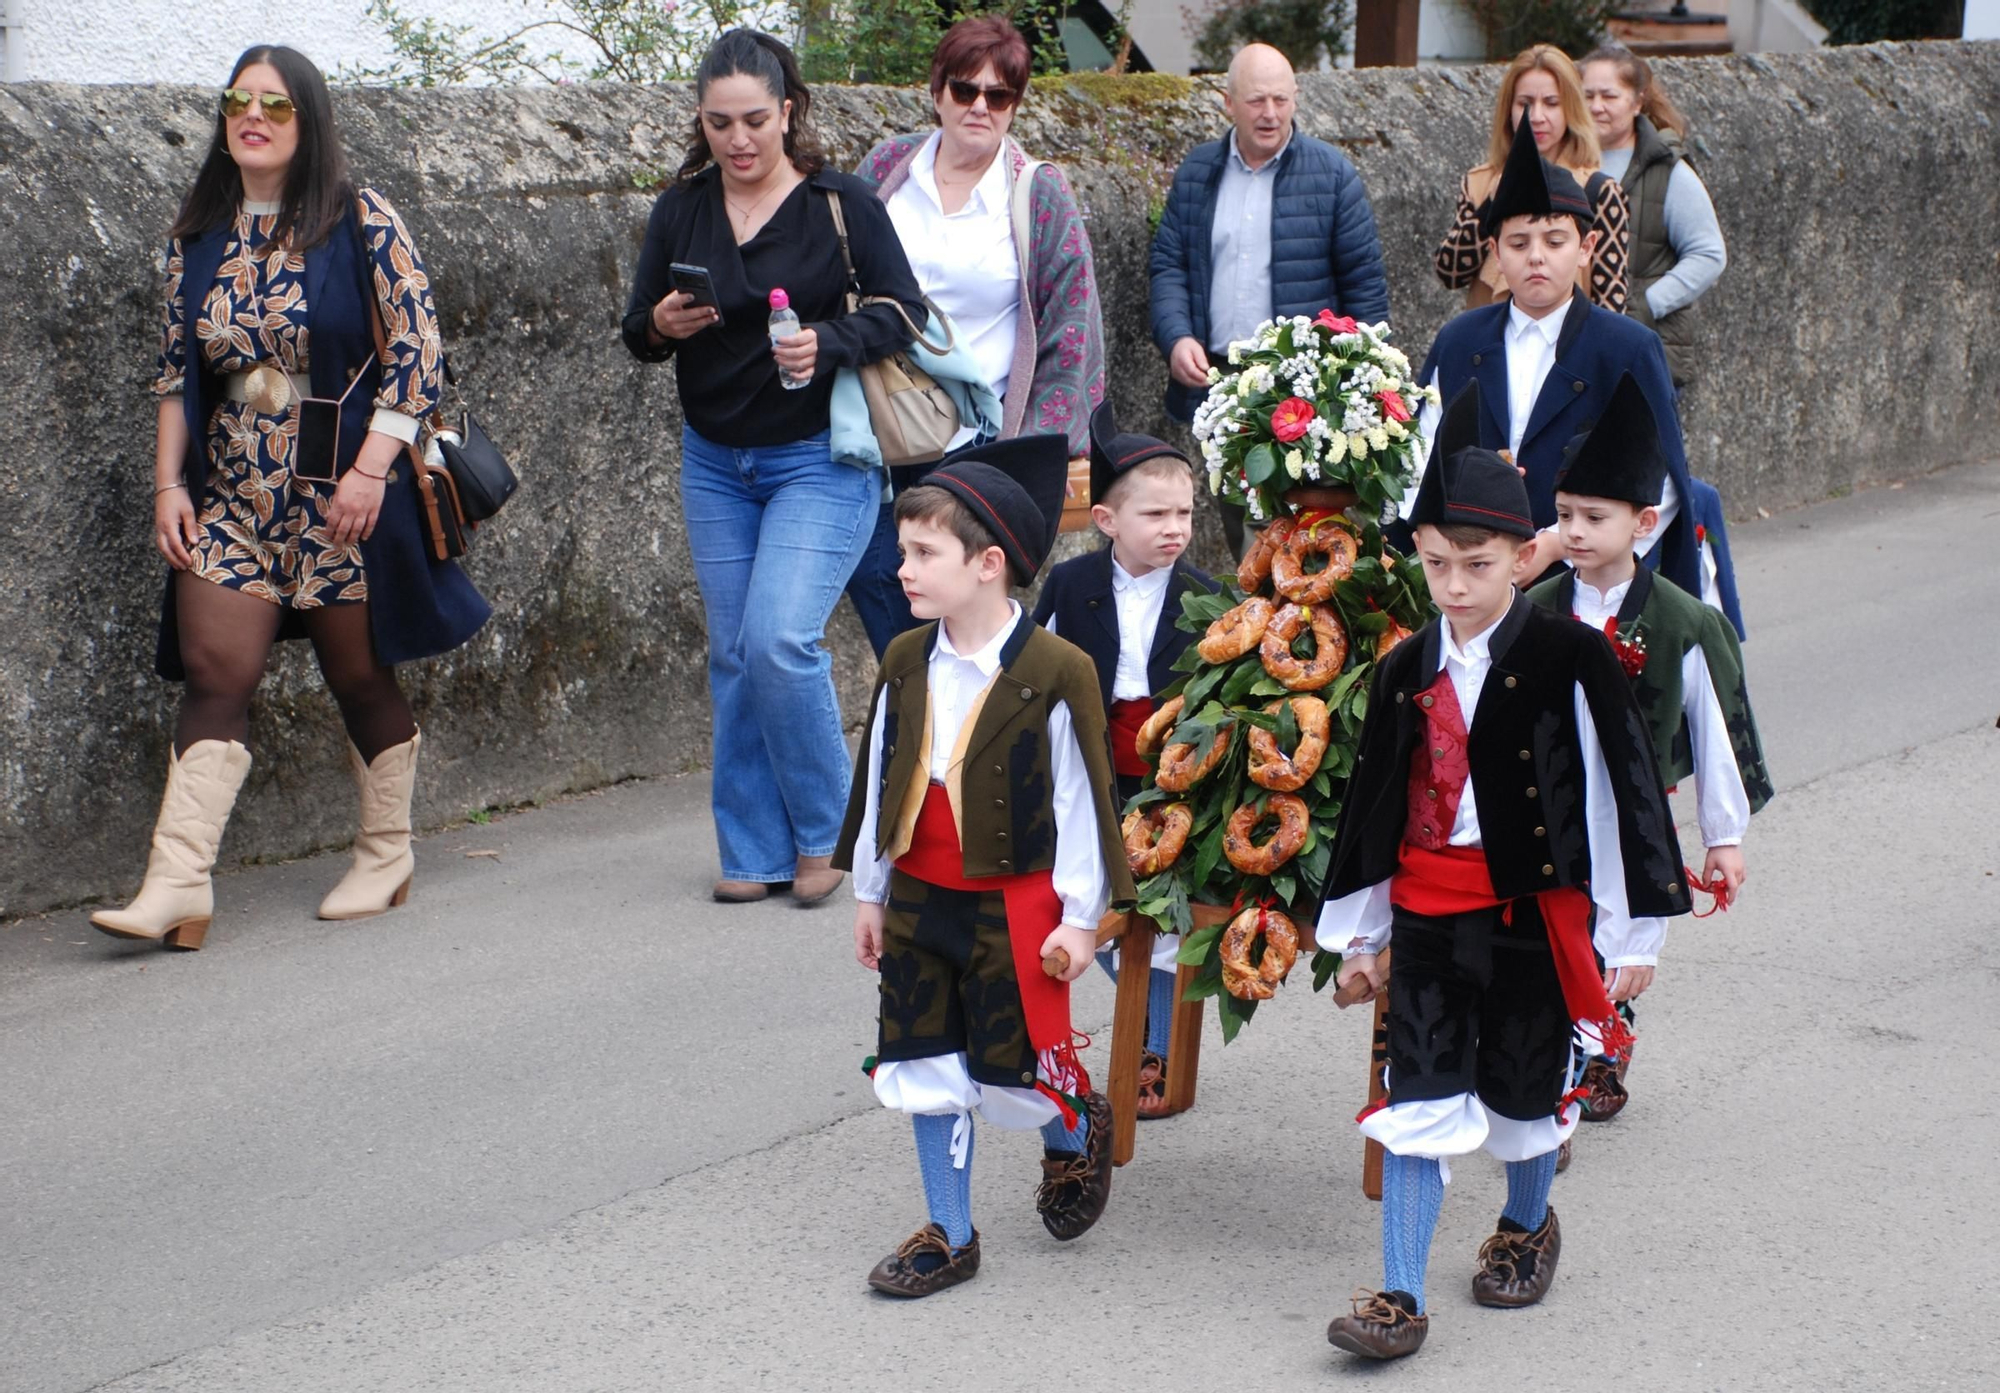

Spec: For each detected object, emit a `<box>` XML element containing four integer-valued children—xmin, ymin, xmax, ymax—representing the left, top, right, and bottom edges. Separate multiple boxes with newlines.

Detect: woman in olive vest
<box><xmin>1582</xmin><ymin>45</ymin><xmax>1727</xmax><ymax>391</ymax></box>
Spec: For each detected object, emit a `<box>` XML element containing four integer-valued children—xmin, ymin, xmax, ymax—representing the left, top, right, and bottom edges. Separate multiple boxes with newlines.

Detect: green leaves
<box><xmin>1245</xmin><ymin>442</ymin><xmax>1278</xmax><ymax>486</ymax></box>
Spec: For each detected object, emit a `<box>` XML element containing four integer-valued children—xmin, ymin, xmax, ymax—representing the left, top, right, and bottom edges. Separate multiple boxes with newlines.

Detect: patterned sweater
<box><xmin>1434</xmin><ymin>163</ymin><xmax>1631</xmax><ymax>315</ymax></box>
<box><xmin>857</xmin><ymin>134</ymin><xmax>1105</xmax><ymax>457</ymax></box>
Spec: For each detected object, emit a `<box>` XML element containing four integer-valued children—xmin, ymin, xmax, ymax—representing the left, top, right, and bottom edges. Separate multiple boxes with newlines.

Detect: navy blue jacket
<box><xmin>1031</xmin><ymin>547</ymin><xmax>1215</xmax><ymax>710</ymax></box>
<box><xmin>1418</xmin><ymin>290</ymin><xmax>1741</xmax><ymax>634</ymax></box>
<box><xmin>156</xmin><ymin>202</ymin><xmax>490</xmax><ymax>679</ymax></box>
<box><xmin>1148</xmin><ymin>130</ymin><xmax>1391</xmax><ymax>422</ymax></box>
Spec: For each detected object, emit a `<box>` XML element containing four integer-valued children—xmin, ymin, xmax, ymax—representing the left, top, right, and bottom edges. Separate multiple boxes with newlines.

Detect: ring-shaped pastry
<box><xmin>1196</xmin><ymin>596</ymin><xmax>1274</xmax><ymax>664</ymax></box>
<box><xmin>1123</xmin><ymin>802</ymin><xmax>1194</xmax><ymax>878</ymax></box>
<box><xmin>1222</xmin><ymin>792</ymin><xmax>1310</xmax><ymax>875</ymax></box>
<box><xmin>1271</xmin><ymin>518</ymin><xmax>1360</xmax><ymax>604</ymax></box>
<box><xmin>1259</xmin><ymin>603</ymin><xmax>1349</xmax><ymax>691</ymax></box>
<box><xmin>1246</xmin><ymin>696</ymin><xmax>1332</xmax><ymax>792</ymax></box>
<box><xmin>1219</xmin><ymin>905</ymin><xmax>1302</xmax><ymax>1001</ymax></box>
<box><xmin>1235</xmin><ymin>516</ymin><xmax>1296</xmax><ymax>596</ymax></box>
<box><xmin>1155</xmin><ymin>719</ymin><xmax>1234</xmax><ymax>792</ymax></box>
<box><xmin>1133</xmin><ymin>695</ymin><xmax>1184</xmax><ymax>757</ymax></box>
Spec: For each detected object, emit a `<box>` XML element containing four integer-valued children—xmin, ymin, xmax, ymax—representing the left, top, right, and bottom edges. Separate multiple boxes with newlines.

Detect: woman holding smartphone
<box><xmin>93</xmin><ymin>44</ymin><xmax>488</xmax><ymax>950</ymax></box>
<box><xmin>621</xmin><ymin>29</ymin><xmax>923</xmax><ymax>906</ymax></box>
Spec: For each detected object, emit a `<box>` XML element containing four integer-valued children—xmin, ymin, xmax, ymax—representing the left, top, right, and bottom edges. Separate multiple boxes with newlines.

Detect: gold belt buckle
<box><xmin>242</xmin><ymin>362</ymin><xmax>293</xmax><ymax>415</ymax></box>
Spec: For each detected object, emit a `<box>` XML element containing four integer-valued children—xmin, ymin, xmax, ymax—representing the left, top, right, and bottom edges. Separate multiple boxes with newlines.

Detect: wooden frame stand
<box><xmin>1098</xmin><ymin>902</ymin><xmax>1229</xmax><ymax>1166</ymax></box>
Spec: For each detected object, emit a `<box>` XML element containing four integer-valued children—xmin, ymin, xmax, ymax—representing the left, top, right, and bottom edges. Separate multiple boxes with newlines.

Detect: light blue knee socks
<box><xmin>1040</xmin><ymin>1106</ymin><xmax>1090</xmax><ymax>1155</ymax></box>
<box><xmin>1502</xmin><ymin>1150</ymin><xmax>1558</xmax><ymax>1231</ymax></box>
<box><xmin>1097</xmin><ymin>954</ymin><xmax>1179</xmax><ymax>1059</ymax></box>
<box><xmin>1381</xmin><ymin>1152</ymin><xmax>1445</xmax><ymax>1312</ymax></box>
<box><xmin>911</xmin><ymin>1113</ymin><xmax>974</xmax><ymax>1248</ymax></box>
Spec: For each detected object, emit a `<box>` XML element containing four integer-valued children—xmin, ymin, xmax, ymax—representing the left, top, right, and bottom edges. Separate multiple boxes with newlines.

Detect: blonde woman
<box><xmin>1435</xmin><ymin>45</ymin><xmax>1630</xmax><ymax>313</ymax></box>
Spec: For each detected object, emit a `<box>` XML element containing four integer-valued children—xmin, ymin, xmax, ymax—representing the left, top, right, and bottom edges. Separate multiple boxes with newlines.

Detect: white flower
<box><xmin>1367</xmin><ymin>427</ymin><xmax>1389</xmax><ymax>452</ymax></box>
<box><xmin>1325</xmin><ymin>431</ymin><xmax>1347</xmax><ymax>464</ymax></box>
<box><xmin>1385</xmin><ymin>419</ymin><xmax>1408</xmax><ymax>441</ymax></box>
<box><xmin>1284</xmin><ymin>448</ymin><xmax>1304</xmax><ymax>479</ymax></box>
<box><xmin>1349</xmin><ymin>432</ymin><xmax>1370</xmax><ymax>460</ymax></box>
<box><xmin>1228</xmin><ymin>345</ymin><xmax>1242</xmax><ymax>366</ymax></box>
<box><xmin>1206</xmin><ymin>366</ymin><xmax>1221</xmax><ymax>385</ymax></box>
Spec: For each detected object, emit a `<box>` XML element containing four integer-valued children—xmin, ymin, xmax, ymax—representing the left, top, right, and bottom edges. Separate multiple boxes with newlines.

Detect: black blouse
<box><xmin>622</xmin><ymin>166</ymin><xmax>924</xmax><ymax>448</ymax></box>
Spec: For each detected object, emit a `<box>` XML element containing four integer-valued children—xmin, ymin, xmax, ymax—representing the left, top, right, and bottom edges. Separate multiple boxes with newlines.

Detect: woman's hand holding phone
<box><xmin>652</xmin><ymin>290</ymin><xmax>719</xmax><ymax>341</ymax></box>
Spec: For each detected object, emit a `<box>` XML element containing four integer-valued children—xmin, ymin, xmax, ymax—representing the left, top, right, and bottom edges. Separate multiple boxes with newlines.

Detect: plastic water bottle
<box><xmin>769</xmin><ymin>288</ymin><xmax>808</xmax><ymax>390</ymax></box>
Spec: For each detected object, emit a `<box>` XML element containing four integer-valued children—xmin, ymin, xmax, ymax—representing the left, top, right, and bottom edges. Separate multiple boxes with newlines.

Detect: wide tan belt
<box><xmin>220</xmin><ymin>364</ymin><xmax>311</xmax><ymax>413</ymax></box>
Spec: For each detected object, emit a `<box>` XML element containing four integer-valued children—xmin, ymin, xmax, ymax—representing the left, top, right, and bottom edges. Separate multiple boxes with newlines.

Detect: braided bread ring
<box><xmin>1271</xmin><ymin>518</ymin><xmax>1360</xmax><ymax>604</ymax></box>
<box><xmin>1235</xmin><ymin>517</ymin><xmax>1296</xmax><ymax>596</ymax></box>
<box><xmin>1133</xmin><ymin>695</ymin><xmax>1184</xmax><ymax>757</ymax></box>
<box><xmin>1197</xmin><ymin>595</ymin><xmax>1274</xmax><ymax>664</ymax></box>
<box><xmin>1219</xmin><ymin>906</ymin><xmax>1302</xmax><ymax>1001</ymax></box>
<box><xmin>1259</xmin><ymin>603</ymin><xmax>1349</xmax><ymax>691</ymax></box>
<box><xmin>1246</xmin><ymin>696</ymin><xmax>1331</xmax><ymax>792</ymax></box>
<box><xmin>1222</xmin><ymin>792</ymin><xmax>1310</xmax><ymax>875</ymax></box>
<box><xmin>1155</xmin><ymin>719</ymin><xmax>1234</xmax><ymax>792</ymax></box>
<box><xmin>1123</xmin><ymin>802</ymin><xmax>1194</xmax><ymax>878</ymax></box>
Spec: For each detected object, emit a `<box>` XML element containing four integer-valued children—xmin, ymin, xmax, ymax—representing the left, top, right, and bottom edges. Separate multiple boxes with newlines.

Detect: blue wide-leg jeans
<box><xmin>679</xmin><ymin>425</ymin><xmax>881</xmax><ymax>882</ymax></box>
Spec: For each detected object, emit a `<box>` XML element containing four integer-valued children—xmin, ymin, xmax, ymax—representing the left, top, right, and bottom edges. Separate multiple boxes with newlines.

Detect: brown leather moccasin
<box><xmin>1326</xmin><ymin>1289</ymin><xmax>1429</xmax><ymax>1359</ymax></box>
<box><xmin>1136</xmin><ymin>1050</ymin><xmax>1171</xmax><ymax>1120</ymax></box>
<box><xmin>1472</xmin><ymin>1207</ymin><xmax>1562</xmax><ymax>1308</ymax></box>
<box><xmin>866</xmin><ymin>1224</ymin><xmax>981</xmax><ymax>1298</ymax></box>
<box><xmin>1578</xmin><ymin>1060</ymin><xmax>1629</xmax><ymax>1122</ymax></box>
<box><xmin>1036</xmin><ymin>1091</ymin><xmax>1113</xmax><ymax>1240</ymax></box>
<box><xmin>1555</xmin><ymin>1138</ymin><xmax>1573</xmax><ymax>1173</ymax></box>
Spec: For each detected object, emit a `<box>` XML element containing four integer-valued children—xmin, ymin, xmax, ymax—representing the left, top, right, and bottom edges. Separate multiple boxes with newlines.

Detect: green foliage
<box><xmin>339</xmin><ymin>0</ymin><xmax>757</xmax><ymax>85</ymax></box>
<box><xmin>1804</xmin><ymin>0</ymin><xmax>1965</xmax><ymax>44</ymax></box>
<box><xmin>1453</xmin><ymin>0</ymin><xmax>1618</xmax><ymax>60</ymax></box>
<box><xmin>1186</xmin><ymin>0</ymin><xmax>1353</xmax><ymax>73</ymax></box>
<box><xmin>797</xmin><ymin>0</ymin><xmax>948</xmax><ymax>84</ymax></box>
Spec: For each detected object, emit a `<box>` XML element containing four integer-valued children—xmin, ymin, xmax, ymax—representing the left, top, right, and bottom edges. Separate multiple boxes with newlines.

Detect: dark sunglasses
<box><xmin>944</xmin><ymin>78</ymin><xmax>1019</xmax><ymax>112</ymax></box>
<box><xmin>219</xmin><ymin>88</ymin><xmax>296</xmax><ymax>123</ymax></box>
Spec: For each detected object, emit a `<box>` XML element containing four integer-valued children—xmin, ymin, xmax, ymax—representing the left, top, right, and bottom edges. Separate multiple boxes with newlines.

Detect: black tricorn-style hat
<box><xmin>1407</xmin><ymin>381</ymin><xmax>1536</xmax><ymax>539</ymax></box>
<box><xmin>925</xmin><ymin>432</ymin><xmax>1072</xmax><ymax>585</ymax></box>
<box><xmin>1482</xmin><ymin>116</ymin><xmax>1595</xmax><ymax>240</ymax></box>
<box><xmin>1088</xmin><ymin>400</ymin><xmax>1190</xmax><ymax>505</ymax></box>
<box><xmin>1553</xmin><ymin>373</ymin><xmax>1666</xmax><ymax>508</ymax></box>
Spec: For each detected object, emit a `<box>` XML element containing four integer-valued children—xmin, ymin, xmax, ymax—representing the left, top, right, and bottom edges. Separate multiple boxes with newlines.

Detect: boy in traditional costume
<box><xmin>1316</xmin><ymin>383</ymin><xmax>1690</xmax><ymax>1359</ymax></box>
<box><xmin>1529</xmin><ymin>375</ymin><xmax>1773</xmax><ymax>1121</ymax></box>
<box><xmin>1032</xmin><ymin>401</ymin><xmax>1214</xmax><ymax>1120</ymax></box>
<box><xmin>1412</xmin><ymin>118</ymin><xmax>1743</xmax><ymax>635</ymax></box>
<box><xmin>836</xmin><ymin>433</ymin><xmax>1137</xmax><ymax>1299</ymax></box>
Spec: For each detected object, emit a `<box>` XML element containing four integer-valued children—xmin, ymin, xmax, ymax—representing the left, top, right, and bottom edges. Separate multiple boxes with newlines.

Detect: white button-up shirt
<box><xmin>1109</xmin><ymin>558</ymin><xmax>1174</xmax><ymax>701</ymax></box>
<box><xmin>1207</xmin><ymin>130</ymin><xmax>1292</xmax><ymax>355</ymax></box>
<box><xmin>885</xmin><ymin>132</ymin><xmax>1021</xmax><ymax>450</ymax></box>
<box><xmin>850</xmin><ymin>603</ymin><xmax>1109</xmax><ymax>930</ymax></box>
<box><xmin>1504</xmin><ymin>296</ymin><xmax>1571</xmax><ymax>458</ymax></box>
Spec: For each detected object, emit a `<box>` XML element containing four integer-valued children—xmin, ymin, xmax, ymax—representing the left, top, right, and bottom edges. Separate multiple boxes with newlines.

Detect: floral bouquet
<box><xmin>1191</xmin><ymin>312</ymin><xmax>1438</xmax><ymax>526</ymax></box>
<box><xmin>1123</xmin><ymin>314</ymin><xmax>1436</xmax><ymax>1042</ymax></box>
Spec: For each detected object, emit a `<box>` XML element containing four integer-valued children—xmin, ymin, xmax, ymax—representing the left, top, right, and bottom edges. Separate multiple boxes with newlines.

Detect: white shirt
<box><xmin>1315</xmin><ymin>599</ymin><xmax>1656</xmax><ymax>966</ymax></box>
<box><xmin>849</xmin><ymin>604</ymin><xmax>1110</xmax><ymax>931</ymax></box>
<box><xmin>1108</xmin><ymin>558</ymin><xmax>1174</xmax><ymax>700</ymax></box>
<box><xmin>1504</xmin><ymin>296</ymin><xmax>1572</xmax><ymax>459</ymax></box>
<box><xmin>1568</xmin><ymin>576</ymin><xmax>1749</xmax><ymax>849</ymax></box>
<box><xmin>885</xmin><ymin>132</ymin><xmax>1020</xmax><ymax>450</ymax></box>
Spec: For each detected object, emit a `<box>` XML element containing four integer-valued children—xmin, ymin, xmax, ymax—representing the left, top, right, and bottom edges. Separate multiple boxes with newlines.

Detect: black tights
<box><xmin>173</xmin><ymin>571</ymin><xmax>417</xmax><ymax>764</ymax></box>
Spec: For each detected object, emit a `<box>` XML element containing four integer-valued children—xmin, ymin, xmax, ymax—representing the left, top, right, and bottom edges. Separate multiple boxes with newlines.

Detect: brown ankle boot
<box><xmin>713</xmin><ymin>879</ymin><xmax>772</xmax><ymax>903</ymax></box>
<box><xmin>790</xmin><ymin>853</ymin><xmax>843</xmax><ymax>905</ymax></box>
<box><xmin>90</xmin><ymin>740</ymin><xmax>253</xmax><ymax>951</ymax></box>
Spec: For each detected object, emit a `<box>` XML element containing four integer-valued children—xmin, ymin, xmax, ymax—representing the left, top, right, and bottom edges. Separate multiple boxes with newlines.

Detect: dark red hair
<box><xmin>928</xmin><ymin>15</ymin><xmax>1029</xmax><ymax>101</ymax></box>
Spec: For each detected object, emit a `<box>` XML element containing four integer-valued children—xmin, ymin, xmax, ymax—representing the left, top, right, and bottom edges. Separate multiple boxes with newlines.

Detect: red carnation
<box><xmin>1270</xmin><ymin>397</ymin><xmax>1316</xmax><ymax>443</ymax></box>
<box><xmin>1315</xmin><ymin>310</ymin><xmax>1359</xmax><ymax>335</ymax></box>
<box><xmin>1377</xmin><ymin>389</ymin><xmax>1412</xmax><ymax>423</ymax></box>
<box><xmin>1602</xmin><ymin>617</ymin><xmax>1649</xmax><ymax>678</ymax></box>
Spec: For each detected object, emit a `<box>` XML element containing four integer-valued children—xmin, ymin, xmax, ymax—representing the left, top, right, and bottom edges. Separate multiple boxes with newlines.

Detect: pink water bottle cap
<box><xmin>768</xmin><ymin>288</ymin><xmax>790</xmax><ymax>309</ymax></box>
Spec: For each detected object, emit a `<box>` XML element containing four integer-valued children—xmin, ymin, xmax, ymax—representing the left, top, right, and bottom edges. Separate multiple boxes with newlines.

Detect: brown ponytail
<box><xmin>1582</xmin><ymin>44</ymin><xmax>1689</xmax><ymax>142</ymax></box>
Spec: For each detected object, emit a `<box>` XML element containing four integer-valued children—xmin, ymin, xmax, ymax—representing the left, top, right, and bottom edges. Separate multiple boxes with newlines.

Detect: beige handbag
<box><xmin>823</xmin><ymin>188</ymin><xmax>960</xmax><ymax>467</ymax></box>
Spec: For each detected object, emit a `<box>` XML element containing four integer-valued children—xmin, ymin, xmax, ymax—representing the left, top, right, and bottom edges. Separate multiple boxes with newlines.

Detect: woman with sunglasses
<box><xmin>622</xmin><ymin>29</ymin><xmax>924</xmax><ymax>906</ymax></box>
<box><xmin>841</xmin><ymin>14</ymin><xmax>1107</xmax><ymax>657</ymax></box>
<box><xmin>93</xmin><ymin>45</ymin><xmax>487</xmax><ymax>950</ymax></box>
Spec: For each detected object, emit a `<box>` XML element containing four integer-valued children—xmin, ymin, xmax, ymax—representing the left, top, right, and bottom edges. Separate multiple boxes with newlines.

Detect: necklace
<box><xmin>234</xmin><ymin>205</ymin><xmax>293</xmax><ymax>414</ymax></box>
<box><xmin>724</xmin><ymin>174</ymin><xmax>793</xmax><ymax>237</ymax></box>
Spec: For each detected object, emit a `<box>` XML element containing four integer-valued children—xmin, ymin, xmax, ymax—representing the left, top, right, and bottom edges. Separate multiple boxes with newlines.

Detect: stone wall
<box><xmin>2</xmin><ymin>41</ymin><xmax>1996</xmax><ymax>916</ymax></box>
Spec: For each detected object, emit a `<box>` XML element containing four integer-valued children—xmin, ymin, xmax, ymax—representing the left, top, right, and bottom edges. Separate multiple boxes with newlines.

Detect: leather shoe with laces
<box><xmin>1472</xmin><ymin>1207</ymin><xmax>1562</xmax><ymax>1307</ymax></box>
<box><xmin>1578</xmin><ymin>1059</ymin><xmax>1628</xmax><ymax>1121</ymax></box>
<box><xmin>1035</xmin><ymin>1091</ymin><xmax>1112</xmax><ymax>1240</ymax></box>
<box><xmin>1326</xmin><ymin>1289</ymin><xmax>1429</xmax><ymax>1359</ymax></box>
<box><xmin>866</xmin><ymin>1224</ymin><xmax>980</xmax><ymax>1298</ymax></box>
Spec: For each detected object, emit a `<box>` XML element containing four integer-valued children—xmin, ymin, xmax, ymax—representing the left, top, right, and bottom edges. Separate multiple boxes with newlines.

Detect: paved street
<box><xmin>6</xmin><ymin>463</ymin><xmax>1998</xmax><ymax>1393</ymax></box>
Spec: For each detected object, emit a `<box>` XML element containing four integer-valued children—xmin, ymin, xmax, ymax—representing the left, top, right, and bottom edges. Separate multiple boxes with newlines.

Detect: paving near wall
<box><xmin>1</xmin><ymin>40</ymin><xmax>1994</xmax><ymax>915</ymax></box>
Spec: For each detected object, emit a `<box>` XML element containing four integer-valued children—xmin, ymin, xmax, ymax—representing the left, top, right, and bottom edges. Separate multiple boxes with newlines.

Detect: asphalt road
<box><xmin>5</xmin><ymin>463</ymin><xmax>1998</xmax><ymax>1393</ymax></box>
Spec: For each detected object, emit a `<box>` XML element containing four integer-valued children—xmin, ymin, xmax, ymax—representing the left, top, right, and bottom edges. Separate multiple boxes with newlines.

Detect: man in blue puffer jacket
<box><xmin>1148</xmin><ymin>43</ymin><xmax>1391</xmax><ymax>551</ymax></box>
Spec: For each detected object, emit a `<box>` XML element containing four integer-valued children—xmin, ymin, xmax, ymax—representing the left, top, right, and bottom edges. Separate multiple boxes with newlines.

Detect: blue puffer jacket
<box><xmin>1148</xmin><ymin>129</ymin><xmax>1391</xmax><ymax>422</ymax></box>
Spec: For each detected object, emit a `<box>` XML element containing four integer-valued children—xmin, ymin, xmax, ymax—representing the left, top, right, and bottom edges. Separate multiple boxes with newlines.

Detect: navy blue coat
<box><xmin>155</xmin><ymin>202</ymin><xmax>490</xmax><ymax>679</ymax></box>
<box><xmin>1148</xmin><ymin>130</ymin><xmax>1391</xmax><ymax>422</ymax></box>
<box><xmin>1031</xmin><ymin>547</ymin><xmax>1215</xmax><ymax>710</ymax></box>
<box><xmin>1417</xmin><ymin>290</ymin><xmax>1741</xmax><ymax>634</ymax></box>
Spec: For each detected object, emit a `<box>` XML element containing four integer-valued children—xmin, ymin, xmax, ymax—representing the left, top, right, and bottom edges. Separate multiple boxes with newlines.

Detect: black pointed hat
<box><xmin>1407</xmin><ymin>381</ymin><xmax>1536</xmax><ymax>539</ymax></box>
<box><xmin>925</xmin><ymin>432</ymin><xmax>1071</xmax><ymax>585</ymax></box>
<box><xmin>1553</xmin><ymin>373</ymin><xmax>1666</xmax><ymax>507</ymax></box>
<box><xmin>1088</xmin><ymin>400</ymin><xmax>1189</xmax><ymax>505</ymax></box>
<box><xmin>1482</xmin><ymin>116</ymin><xmax>1594</xmax><ymax>240</ymax></box>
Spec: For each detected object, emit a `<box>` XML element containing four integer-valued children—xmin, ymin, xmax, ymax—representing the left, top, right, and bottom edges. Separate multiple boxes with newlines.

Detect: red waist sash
<box><xmin>1107</xmin><ymin>697</ymin><xmax>1154</xmax><ymax>778</ymax></box>
<box><xmin>895</xmin><ymin>783</ymin><xmax>1089</xmax><ymax>1115</ymax></box>
<box><xmin>1389</xmin><ymin>843</ymin><xmax>1633</xmax><ymax>1062</ymax></box>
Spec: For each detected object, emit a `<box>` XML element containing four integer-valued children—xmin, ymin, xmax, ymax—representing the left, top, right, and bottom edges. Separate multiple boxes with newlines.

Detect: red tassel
<box><xmin>1555</xmin><ymin>1084</ymin><xmax>1592</xmax><ymax>1125</ymax></box>
<box><xmin>1356</xmin><ymin>1095</ymin><xmax>1390</xmax><ymax>1124</ymax></box>
<box><xmin>1685</xmin><ymin>864</ymin><xmax>1732</xmax><ymax>917</ymax></box>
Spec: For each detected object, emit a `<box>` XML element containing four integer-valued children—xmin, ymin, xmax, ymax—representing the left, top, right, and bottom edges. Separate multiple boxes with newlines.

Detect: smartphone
<box><xmin>669</xmin><ymin>262</ymin><xmax>724</xmax><ymax>326</ymax></box>
<box><xmin>295</xmin><ymin>397</ymin><xmax>342</xmax><ymax>483</ymax></box>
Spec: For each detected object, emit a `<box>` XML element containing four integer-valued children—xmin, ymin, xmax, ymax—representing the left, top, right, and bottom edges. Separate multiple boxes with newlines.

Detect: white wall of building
<box><xmin>1728</xmin><ymin>0</ymin><xmax>1829</xmax><ymax>54</ymax></box>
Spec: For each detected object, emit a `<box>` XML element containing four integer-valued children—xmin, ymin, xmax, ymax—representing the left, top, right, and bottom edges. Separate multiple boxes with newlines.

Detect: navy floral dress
<box><xmin>153</xmin><ymin>188</ymin><xmax>443</xmax><ymax>608</ymax></box>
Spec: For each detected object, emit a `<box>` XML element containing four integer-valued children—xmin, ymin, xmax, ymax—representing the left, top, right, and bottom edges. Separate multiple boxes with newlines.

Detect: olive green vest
<box><xmin>1620</xmin><ymin>117</ymin><xmax>1697</xmax><ymax>386</ymax></box>
<box><xmin>833</xmin><ymin>619</ymin><xmax>1139</xmax><ymax>907</ymax></box>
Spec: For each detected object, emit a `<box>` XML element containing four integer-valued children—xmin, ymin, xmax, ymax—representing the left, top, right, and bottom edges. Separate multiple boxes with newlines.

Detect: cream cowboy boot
<box><xmin>317</xmin><ymin>730</ymin><xmax>420</xmax><ymax>920</ymax></box>
<box><xmin>90</xmin><ymin>740</ymin><xmax>254</xmax><ymax>950</ymax></box>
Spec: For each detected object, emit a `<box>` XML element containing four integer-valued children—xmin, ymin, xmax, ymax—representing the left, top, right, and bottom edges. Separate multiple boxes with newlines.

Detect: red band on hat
<box><xmin>943</xmin><ymin>474</ymin><xmax>1033</xmax><ymax>570</ymax></box>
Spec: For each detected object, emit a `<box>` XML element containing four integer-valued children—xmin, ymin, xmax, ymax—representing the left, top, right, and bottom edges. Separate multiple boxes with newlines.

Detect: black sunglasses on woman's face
<box><xmin>945</xmin><ymin>79</ymin><xmax>1019</xmax><ymax>112</ymax></box>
